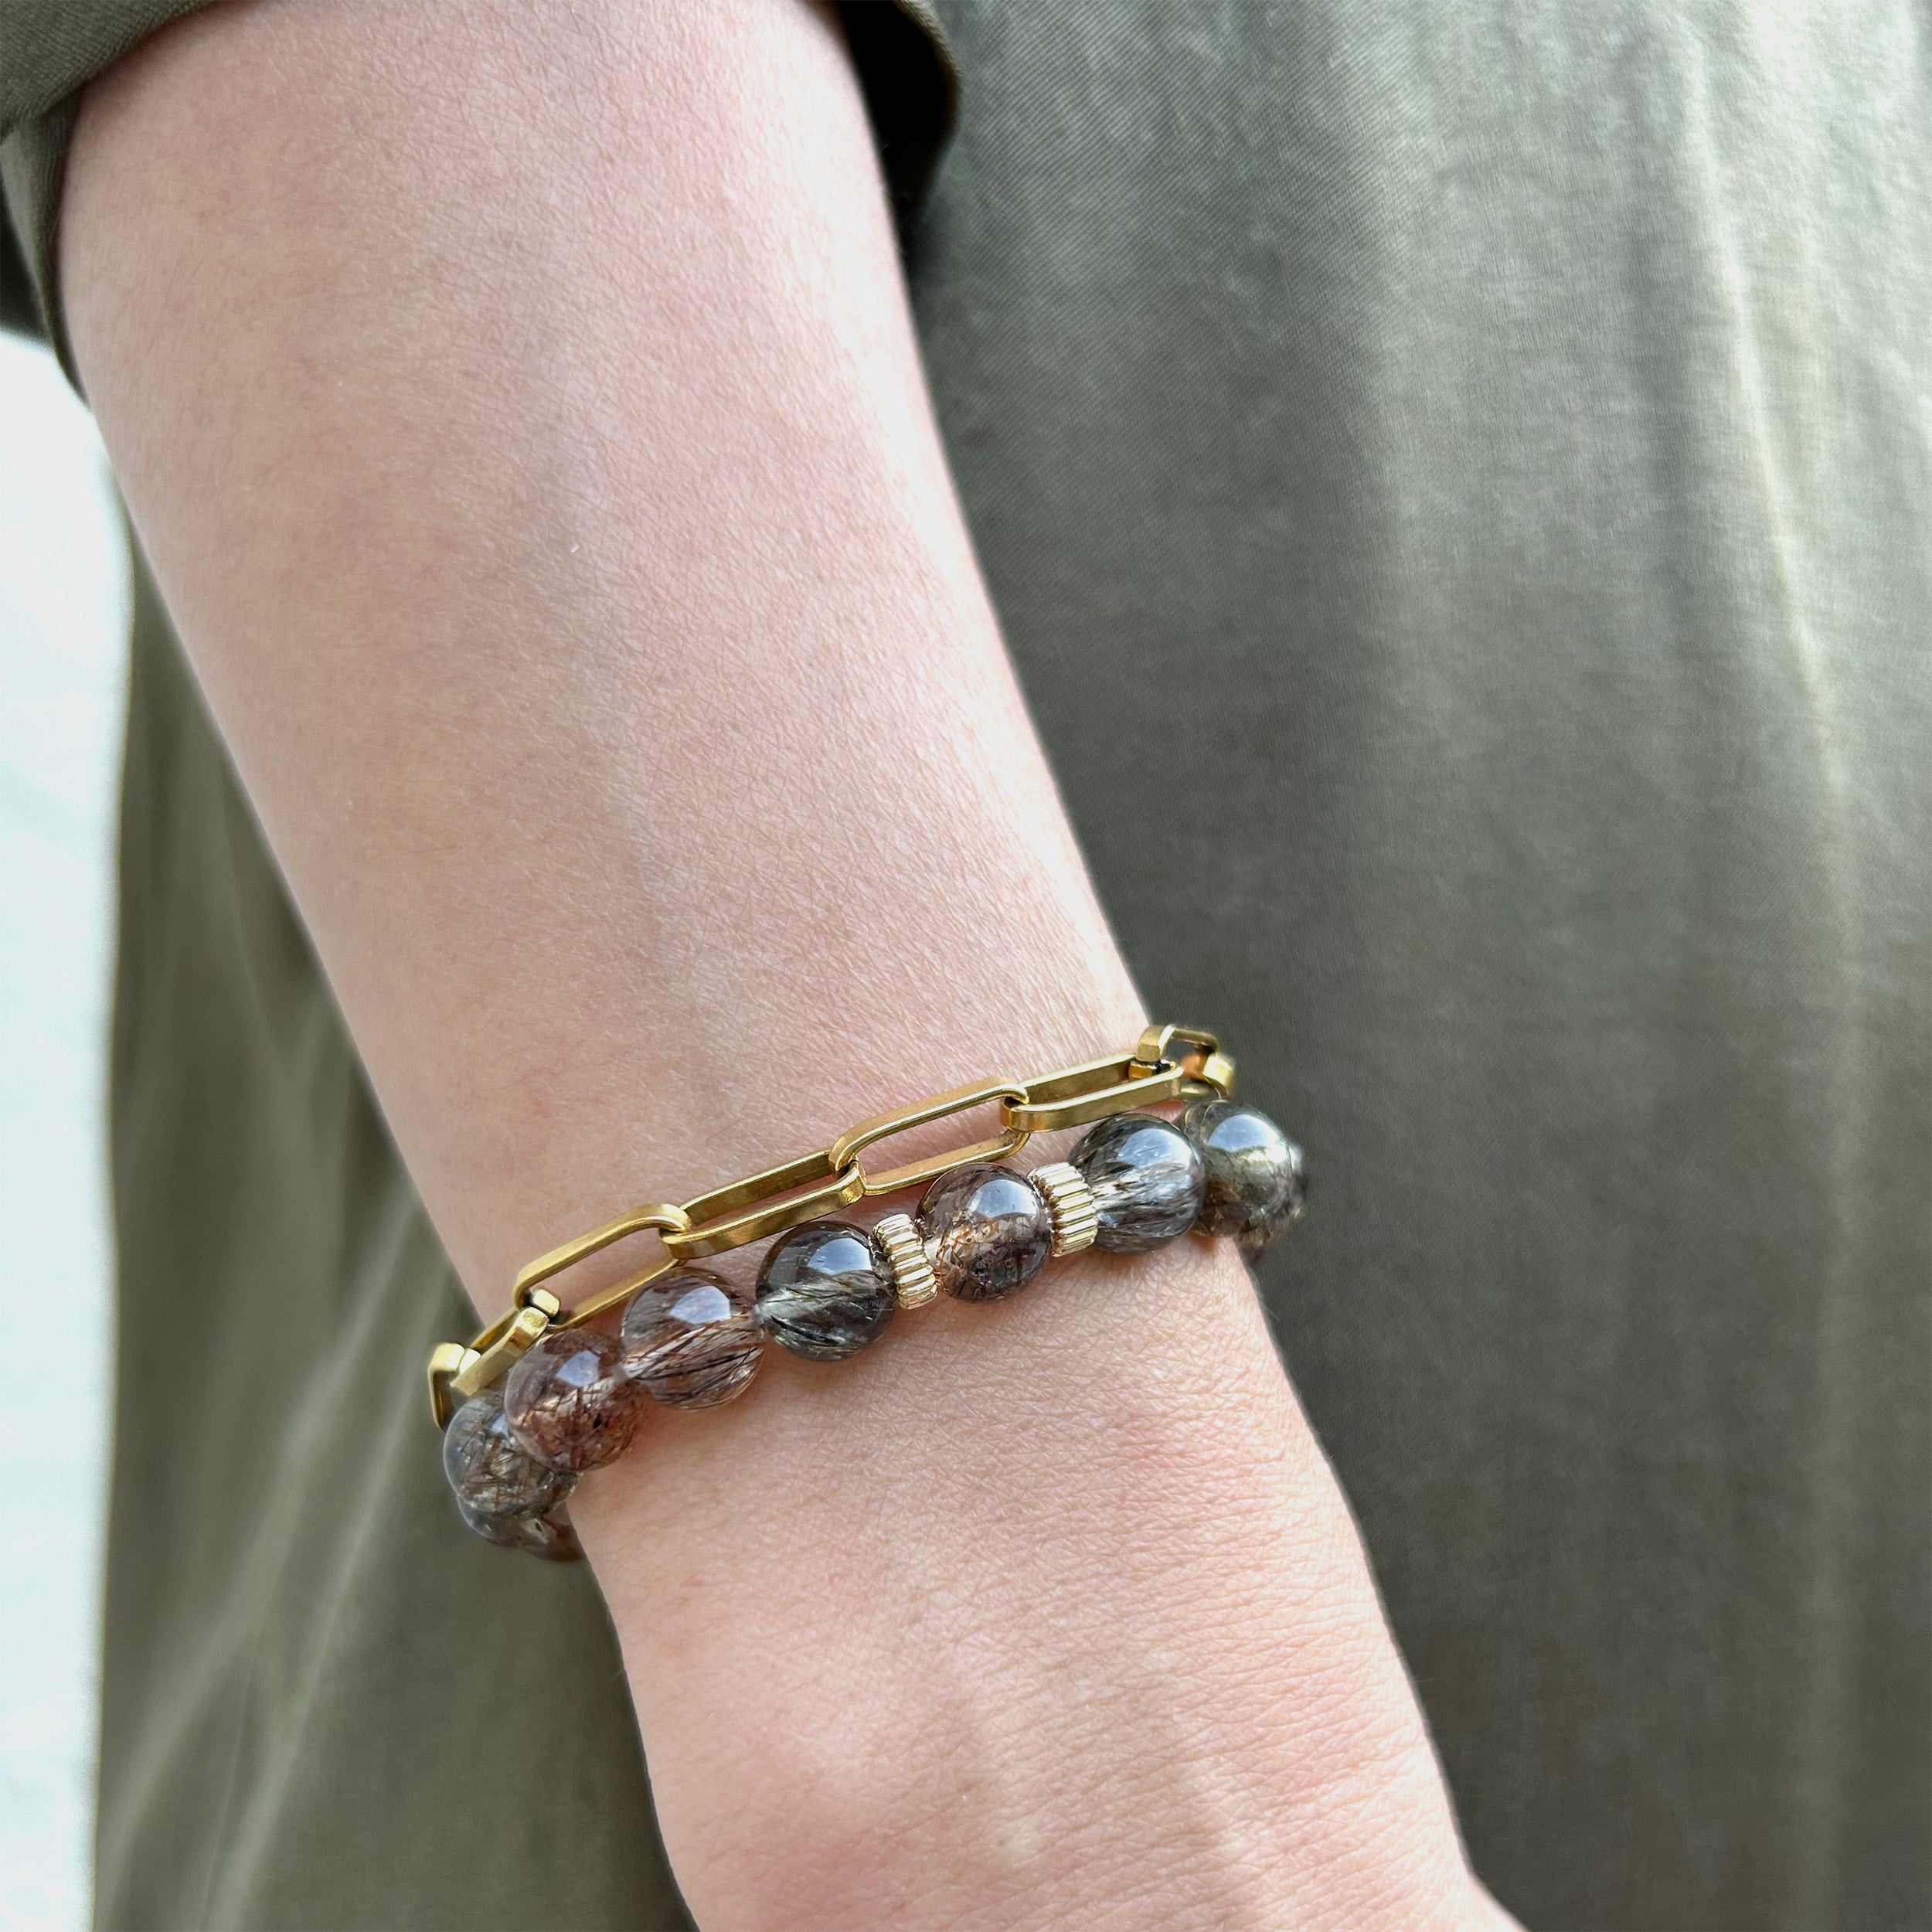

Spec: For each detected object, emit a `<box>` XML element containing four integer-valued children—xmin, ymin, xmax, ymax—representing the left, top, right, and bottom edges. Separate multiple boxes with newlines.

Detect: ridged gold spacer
<box><xmin>874</xmin><ymin>1212</ymin><xmax>938</xmax><ymax>1308</ymax></box>
<box><xmin>1031</xmin><ymin>1161</ymin><xmax>1100</xmax><ymax>1257</ymax></box>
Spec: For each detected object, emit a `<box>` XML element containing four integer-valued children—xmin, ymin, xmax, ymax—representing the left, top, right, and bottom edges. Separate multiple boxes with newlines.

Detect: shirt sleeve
<box><xmin>0</xmin><ymin>0</ymin><xmax>957</xmax><ymax>381</ymax></box>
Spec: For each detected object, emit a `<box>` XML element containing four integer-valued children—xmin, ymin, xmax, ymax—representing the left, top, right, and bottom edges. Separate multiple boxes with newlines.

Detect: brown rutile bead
<box><xmin>502</xmin><ymin>1326</ymin><xmax>645</xmax><ymax>1472</ymax></box>
<box><xmin>919</xmin><ymin>1163</ymin><xmax>1052</xmax><ymax>1302</ymax></box>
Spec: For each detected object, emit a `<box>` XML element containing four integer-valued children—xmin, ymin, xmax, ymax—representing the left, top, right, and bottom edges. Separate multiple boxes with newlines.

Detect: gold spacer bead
<box><xmin>874</xmin><ymin>1212</ymin><xmax>938</xmax><ymax>1308</ymax></box>
<box><xmin>1030</xmin><ymin>1161</ymin><xmax>1100</xmax><ymax>1257</ymax></box>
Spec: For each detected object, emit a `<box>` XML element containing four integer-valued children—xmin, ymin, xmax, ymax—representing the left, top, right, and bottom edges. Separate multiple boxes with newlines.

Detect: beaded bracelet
<box><xmin>428</xmin><ymin>1025</ymin><xmax>1304</xmax><ymax>1561</ymax></box>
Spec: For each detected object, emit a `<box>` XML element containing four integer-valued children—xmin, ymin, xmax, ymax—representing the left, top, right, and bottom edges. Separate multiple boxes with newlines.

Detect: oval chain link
<box><xmin>828</xmin><ymin>1077</ymin><xmax>1032</xmax><ymax>1196</ymax></box>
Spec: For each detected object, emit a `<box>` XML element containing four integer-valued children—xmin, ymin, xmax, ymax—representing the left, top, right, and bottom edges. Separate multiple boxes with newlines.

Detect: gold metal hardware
<box><xmin>427</xmin><ymin>1342</ymin><xmax>479</xmax><ymax>1428</ymax></box>
<box><xmin>1197</xmin><ymin>1050</ymin><xmax>1236</xmax><ymax>1097</ymax></box>
<box><xmin>1004</xmin><ymin>1054</ymin><xmax>1193</xmax><ymax>1134</ymax></box>
<box><xmin>509</xmin><ymin>1205</ymin><xmax>693</xmax><ymax>1336</ymax></box>
<box><xmin>555</xmin><ymin>1254</ymin><xmax>681</xmax><ymax>1333</ymax></box>
<box><xmin>452</xmin><ymin>1301</ymin><xmax>551</xmax><ymax>1403</ymax></box>
<box><xmin>828</xmin><ymin>1077</ymin><xmax>1031</xmax><ymax>1196</ymax></box>
<box><xmin>1134</xmin><ymin>1022</ymin><xmax>1221</xmax><ymax>1074</ymax></box>
<box><xmin>428</xmin><ymin>1026</ymin><xmax>1239</xmax><ymax>1427</ymax></box>
<box><xmin>664</xmin><ymin>1148</ymin><xmax>866</xmax><ymax>1261</ymax></box>
<box><xmin>872</xmin><ymin>1211</ymin><xmax>938</xmax><ymax>1308</ymax></box>
<box><xmin>513</xmin><ymin>1206</ymin><xmax>691</xmax><ymax>1304</ymax></box>
<box><xmin>1030</xmin><ymin>1161</ymin><xmax>1100</xmax><ymax>1256</ymax></box>
<box><xmin>458</xmin><ymin>1287</ymin><xmax>562</xmax><ymax>1366</ymax></box>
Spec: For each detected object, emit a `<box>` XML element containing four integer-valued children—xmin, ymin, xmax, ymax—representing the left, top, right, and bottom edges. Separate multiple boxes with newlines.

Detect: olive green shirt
<box><xmin>4</xmin><ymin>4</ymin><xmax>1927</xmax><ymax>1927</ymax></box>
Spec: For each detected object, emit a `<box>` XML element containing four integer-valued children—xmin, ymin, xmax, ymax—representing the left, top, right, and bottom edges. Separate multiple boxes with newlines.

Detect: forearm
<box><xmin>63</xmin><ymin>1</ymin><xmax>1495</xmax><ymax>1923</ymax></box>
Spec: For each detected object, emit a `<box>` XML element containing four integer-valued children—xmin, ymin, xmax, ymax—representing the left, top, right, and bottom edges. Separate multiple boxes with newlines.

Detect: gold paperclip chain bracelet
<box><xmin>427</xmin><ymin>1023</ymin><xmax>1236</xmax><ymax>1429</ymax></box>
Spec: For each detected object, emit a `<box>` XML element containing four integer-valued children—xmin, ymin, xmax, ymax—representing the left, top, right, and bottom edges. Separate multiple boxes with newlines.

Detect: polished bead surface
<box><xmin>459</xmin><ymin>1498</ymin><xmax>586</xmax><ymax>1562</ymax></box>
<box><xmin>919</xmin><ymin>1162</ymin><xmax>1052</xmax><ymax>1302</ymax></box>
<box><xmin>503</xmin><ymin>1326</ymin><xmax>644</xmax><ymax>1472</ymax></box>
<box><xmin>756</xmin><ymin>1218</ymin><xmax>895</xmax><ymax>1360</ymax></box>
<box><xmin>1236</xmin><ymin>1144</ymin><xmax>1306</xmax><ymax>1261</ymax></box>
<box><xmin>1182</xmin><ymin>1100</ymin><xmax>1302</xmax><ymax>1243</ymax></box>
<box><xmin>442</xmin><ymin>1385</ymin><xmax>577</xmax><ymax>1521</ymax></box>
<box><xmin>621</xmin><ymin>1267</ymin><xmax>763</xmax><ymax>1409</ymax></box>
<box><xmin>1070</xmin><ymin>1111</ymin><xmax>1205</xmax><ymax>1253</ymax></box>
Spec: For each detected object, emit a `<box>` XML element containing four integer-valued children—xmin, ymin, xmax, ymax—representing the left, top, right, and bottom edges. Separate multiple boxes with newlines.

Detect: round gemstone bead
<box><xmin>756</xmin><ymin>1219</ymin><xmax>896</xmax><ymax>1361</ymax></box>
<box><xmin>919</xmin><ymin>1162</ymin><xmax>1052</xmax><ymax>1302</ymax></box>
<box><xmin>458</xmin><ymin>1498</ymin><xmax>586</xmax><ymax>1562</ymax></box>
<box><xmin>1070</xmin><ymin>1111</ymin><xmax>1206</xmax><ymax>1253</ymax></box>
<box><xmin>621</xmin><ymin>1267</ymin><xmax>763</xmax><ymax>1409</ymax></box>
<box><xmin>442</xmin><ymin>1384</ymin><xmax>577</xmax><ymax>1522</ymax></box>
<box><xmin>1181</xmin><ymin>1100</ymin><xmax>1304</xmax><ymax>1250</ymax></box>
<box><xmin>502</xmin><ymin>1326</ymin><xmax>645</xmax><ymax>1472</ymax></box>
<box><xmin>1236</xmin><ymin>1158</ymin><xmax>1307</xmax><ymax>1262</ymax></box>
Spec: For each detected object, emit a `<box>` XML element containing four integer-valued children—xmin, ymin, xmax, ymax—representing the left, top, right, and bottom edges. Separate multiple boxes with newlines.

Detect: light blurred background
<box><xmin>0</xmin><ymin>330</ymin><xmax>130</xmax><ymax>1932</ymax></box>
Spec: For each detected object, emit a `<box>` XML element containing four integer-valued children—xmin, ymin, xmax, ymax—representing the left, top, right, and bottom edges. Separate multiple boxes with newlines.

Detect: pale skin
<box><xmin>63</xmin><ymin>1</ymin><xmax>1516</xmax><ymax>1924</ymax></box>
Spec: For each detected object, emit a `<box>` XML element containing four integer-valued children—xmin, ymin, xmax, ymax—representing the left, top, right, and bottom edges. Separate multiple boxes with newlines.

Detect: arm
<box><xmin>63</xmin><ymin>2</ymin><xmax>1503</xmax><ymax>1923</ymax></box>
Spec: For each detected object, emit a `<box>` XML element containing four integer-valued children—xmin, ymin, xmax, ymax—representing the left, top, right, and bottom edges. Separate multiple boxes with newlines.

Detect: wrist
<box><xmin>576</xmin><ymin>1236</ymin><xmax>1469</xmax><ymax>1930</ymax></box>
<box><xmin>429</xmin><ymin>1029</ymin><xmax>1483</xmax><ymax>1930</ymax></box>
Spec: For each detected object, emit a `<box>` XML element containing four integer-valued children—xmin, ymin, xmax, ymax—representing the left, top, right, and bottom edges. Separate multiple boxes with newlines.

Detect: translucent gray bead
<box><xmin>1070</xmin><ymin>1111</ymin><xmax>1205</xmax><ymax>1253</ymax></box>
<box><xmin>1236</xmin><ymin>1153</ymin><xmax>1307</xmax><ymax>1262</ymax></box>
<box><xmin>622</xmin><ymin>1267</ymin><xmax>763</xmax><ymax>1409</ymax></box>
<box><xmin>756</xmin><ymin>1219</ymin><xmax>895</xmax><ymax>1361</ymax></box>
<box><xmin>443</xmin><ymin>1384</ymin><xmax>577</xmax><ymax>1523</ymax></box>
<box><xmin>458</xmin><ymin>1498</ymin><xmax>586</xmax><ymax>1562</ymax></box>
<box><xmin>1181</xmin><ymin>1099</ymin><xmax>1305</xmax><ymax>1253</ymax></box>
<box><xmin>919</xmin><ymin>1163</ymin><xmax>1052</xmax><ymax>1302</ymax></box>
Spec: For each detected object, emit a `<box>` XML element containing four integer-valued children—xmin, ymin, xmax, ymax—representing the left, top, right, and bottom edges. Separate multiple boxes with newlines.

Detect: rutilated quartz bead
<box><xmin>503</xmin><ymin>1325</ymin><xmax>645</xmax><ymax>1472</ymax></box>
<box><xmin>443</xmin><ymin>1384</ymin><xmax>577</xmax><ymax>1523</ymax></box>
<box><xmin>918</xmin><ymin>1162</ymin><xmax>1052</xmax><ymax>1302</ymax></box>
<box><xmin>1069</xmin><ymin>1111</ymin><xmax>1205</xmax><ymax>1253</ymax></box>
<box><xmin>756</xmin><ymin>1219</ymin><xmax>896</xmax><ymax>1361</ymax></box>
<box><xmin>1236</xmin><ymin>1164</ymin><xmax>1307</xmax><ymax>1263</ymax></box>
<box><xmin>458</xmin><ymin>1498</ymin><xmax>586</xmax><ymax>1562</ymax></box>
<box><xmin>1181</xmin><ymin>1099</ymin><xmax>1305</xmax><ymax>1257</ymax></box>
<box><xmin>621</xmin><ymin>1267</ymin><xmax>763</xmax><ymax>1410</ymax></box>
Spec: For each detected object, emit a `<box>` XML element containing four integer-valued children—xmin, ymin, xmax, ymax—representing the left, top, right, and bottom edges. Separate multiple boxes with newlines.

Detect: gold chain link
<box><xmin>828</xmin><ymin>1077</ymin><xmax>1032</xmax><ymax>1195</ymax></box>
<box><xmin>427</xmin><ymin>1027</ymin><xmax>1235</xmax><ymax>1426</ymax></box>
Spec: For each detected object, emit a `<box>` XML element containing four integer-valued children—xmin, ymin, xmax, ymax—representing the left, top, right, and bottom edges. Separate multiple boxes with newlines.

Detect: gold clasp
<box><xmin>450</xmin><ymin>1290</ymin><xmax>560</xmax><ymax>1405</ymax></box>
<box><xmin>828</xmin><ymin>1077</ymin><xmax>1031</xmax><ymax>1196</ymax></box>
<box><xmin>1134</xmin><ymin>1023</ymin><xmax>1229</xmax><ymax>1083</ymax></box>
<box><xmin>1134</xmin><ymin>1023</ymin><xmax>1236</xmax><ymax>1100</ymax></box>
<box><xmin>1003</xmin><ymin>1032</ymin><xmax>1232</xmax><ymax>1135</ymax></box>
<box><xmin>427</xmin><ymin>1342</ymin><xmax>479</xmax><ymax>1430</ymax></box>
